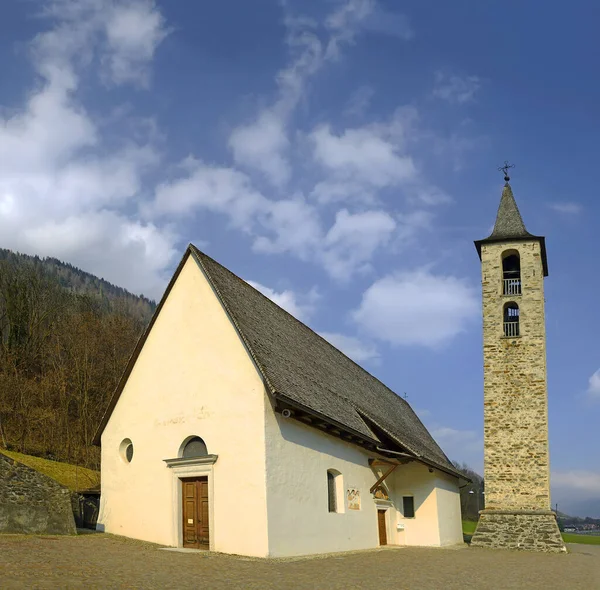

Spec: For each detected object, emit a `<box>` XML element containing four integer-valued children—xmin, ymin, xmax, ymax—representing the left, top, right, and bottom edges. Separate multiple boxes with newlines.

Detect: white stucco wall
<box><xmin>263</xmin><ymin>410</ymin><xmax>463</xmax><ymax>556</ymax></box>
<box><xmin>390</xmin><ymin>462</ymin><xmax>440</xmax><ymax>546</ymax></box>
<box><xmin>97</xmin><ymin>255</ymin><xmax>270</xmax><ymax>557</ymax></box>
<box><xmin>390</xmin><ymin>463</ymin><xmax>462</xmax><ymax>547</ymax></box>
<box><xmin>264</xmin><ymin>413</ymin><xmax>380</xmax><ymax>557</ymax></box>
<box><xmin>435</xmin><ymin>472</ymin><xmax>464</xmax><ymax>546</ymax></box>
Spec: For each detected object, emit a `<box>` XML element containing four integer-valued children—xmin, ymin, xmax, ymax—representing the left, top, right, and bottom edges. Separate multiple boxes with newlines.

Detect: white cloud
<box><xmin>353</xmin><ymin>269</ymin><xmax>479</xmax><ymax>347</ymax></box>
<box><xmin>344</xmin><ymin>85</ymin><xmax>375</xmax><ymax>117</ymax></box>
<box><xmin>26</xmin><ymin>212</ymin><xmax>176</xmax><ymax>297</ymax></box>
<box><xmin>549</xmin><ymin>202</ymin><xmax>582</xmax><ymax>215</ymax></box>
<box><xmin>152</xmin><ymin>158</ymin><xmax>268</xmax><ymax>230</ymax></box>
<box><xmin>1</xmin><ymin>0</ymin><xmax>475</xmax><ymax>302</ymax></box>
<box><xmin>322</xmin><ymin>209</ymin><xmax>396</xmax><ymax>280</ymax></box>
<box><xmin>310</xmin><ymin>180</ymin><xmax>374</xmax><ymax>204</ymax></box>
<box><xmin>433</xmin><ymin>71</ymin><xmax>481</xmax><ymax>104</ymax></box>
<box><xmin>228</xmin><ymin>0</ymin><xmax>383</xmax><ymax>187</ymax></box>
<box><xmin>553</xmin><ymin>470</ymin><xmax>600</xmax><ymax>494</ymax></box>
<box><xmin>325</xmin><ymin>0</ymin><xmax>412</xmax><ymax>60</ymax></box>
<box><xmin>324</xmin><ymin>0</ymin><xmax>376</xmax><ymax>60</ymax></box>
<box><xmin>228</xmin><ymin>111</ymin><xmax>291</xmax><ymax>187</ymax></box>
<box><xmin>394</xmin><ymin>210</ymin><xmax>433</xmax><ymax>242</ymax></box>
<box><xmin>40</xmin><ymin>0</ymin><xmax>169</xmax><ymax>87</ymax></box>
<box><xmin>227</xmin><ymin>9</ymin><xmax>322</xmax><ymax>186</ymax></box>
<box><xmin>551</xmin><ymin>470</ymin><xmax>600</xmax><ymax>517</ymax></box>
<box><xmin>152</xmin><ymin>162</ymin><xmax>403</xmax><ymax>279</ymax></box>
<box><xmin>0</xmin><ymin>0</ymin><xmax>176</xmax><ymax>299</ymax></box>
<box><xmin>431</xmin><ymin>427</ymin><xmax>482</xmax><ymax>452</ymax></box>
<box><xmin>426</xmin><ymin>425</ymin><xmax>483</xmax><ymax>469</ymax></box>
<box><xmin>246</xmin><ymin>280</ymin><xmax>319</xmax><ymax>322</ymax></box>
<box><xmin>310</xmin><ymin>123</ymin><xmax>416</xmax><ymax>189</ymax></box>
<box><xmin>253</xmin><ymin>197</ymin><xmax>323</xmax><ymax>259</ymax></box>
<box><xmin>587</xmin><ymin>369</ymin><xmax>600</xmax><ymax>398</ymax></box>
<box><xmin>360</xmin><ymin>8</ymin><xmax>413</xmax><ymax>41</ymax></box>
<box><xmin>319</xmin><ymin>332</ymin><xmax>379</xmax><ymax>363</ymax></box>
<box><xmin>308</xmin><ymin>106</ymin><xmax>453</xmax><ymax>208</ymax></box>
<box><xmin>102</xmin><ymin>0</ymin><xmax>170</xmax><ymax>85</ymax></box>
<box><xmin>146</xmin><ymin>1</ymin><xmax>443</xmax><ymax>280</ymax></box>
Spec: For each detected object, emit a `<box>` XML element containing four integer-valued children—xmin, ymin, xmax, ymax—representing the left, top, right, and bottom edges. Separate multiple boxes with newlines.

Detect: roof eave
<box><xmin>274</xmin><ymin>392</ymin><xmax>381</xmax><ymax>447</ymax></box>
<box><xmin>352</xmin><ymin>407</ymin><xmax>464</xmax><ymax>479</ymax></box>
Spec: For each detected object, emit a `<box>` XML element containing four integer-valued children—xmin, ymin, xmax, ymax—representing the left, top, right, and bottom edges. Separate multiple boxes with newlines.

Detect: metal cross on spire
<box><xmin>498</xmin><ymin>160</ymin><xmax>515</xmax><ymax>182</ymax></box>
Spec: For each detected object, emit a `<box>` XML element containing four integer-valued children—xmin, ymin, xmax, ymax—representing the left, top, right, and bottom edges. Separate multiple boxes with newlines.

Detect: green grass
<box><xmin>462</xmin><ymin>520</ymin><xmax>478</xmax><ymax>535</ymax></box>
<box><xmin>0</xmin><ymin>449</ymin><xmax>100</xmax><ymax>492</ymax></box>
<box><xmin>561</xmin><ymin>533</ymin><xmax>600</xmax><ymax>545</ymax></box>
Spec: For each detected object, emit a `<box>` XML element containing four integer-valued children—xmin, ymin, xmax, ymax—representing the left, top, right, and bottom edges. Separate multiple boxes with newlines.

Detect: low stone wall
<box><xmin>471</xmin><ymin>509</ymin><xmax>566</xmax><ymax>553</ymax></box>
<box><xmin>0</xmin><ymin>453</ymin><xmax>76</xmax><ymax>535</ymax></box>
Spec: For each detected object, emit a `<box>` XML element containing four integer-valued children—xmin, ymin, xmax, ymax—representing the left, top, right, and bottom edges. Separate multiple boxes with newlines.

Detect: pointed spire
<box><xmin>474</xmin><ymin>179</ymin><xmax>549</xmax><ymax>277</ymax></box>
<box><xmin>487</xmin><ymin>182</ymin><xmax>533</xmax><ymax>240</ymax></box>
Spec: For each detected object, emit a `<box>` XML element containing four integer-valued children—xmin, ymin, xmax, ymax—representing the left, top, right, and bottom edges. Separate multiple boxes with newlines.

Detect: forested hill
<box><xmin>0</xmin><ymin>249</ymin><xmax>157</xmax><ymax>470</ymax></box>
<box><xmin>0</xmin><ymin>249</ymin><xmax>156</xmax><ymax>323</ymax></box>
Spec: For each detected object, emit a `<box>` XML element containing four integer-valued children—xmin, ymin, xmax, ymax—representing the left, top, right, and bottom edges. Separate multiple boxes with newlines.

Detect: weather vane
<box><xmin>498</xmin><ymin>160</ymin><xmax>515</xmax><ymax>182</ymax></box>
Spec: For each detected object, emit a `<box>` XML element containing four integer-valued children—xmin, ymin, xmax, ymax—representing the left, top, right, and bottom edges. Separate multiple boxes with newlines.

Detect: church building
<box><xmin>471</xmin><ymin>167</ymin><xmax>566</xmax><ymax>552</ymax></box>
<box><xmin>93</xmin><ymin>244</ymin><xmax>465</xmax><ymax>557</ymax></box>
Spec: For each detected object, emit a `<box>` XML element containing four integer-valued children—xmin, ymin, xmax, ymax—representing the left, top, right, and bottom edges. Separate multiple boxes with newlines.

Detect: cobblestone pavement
<box><xmin>0</xmin><ymin>534</ymin><xmax>598</xmax><ymax>589</ymax></box>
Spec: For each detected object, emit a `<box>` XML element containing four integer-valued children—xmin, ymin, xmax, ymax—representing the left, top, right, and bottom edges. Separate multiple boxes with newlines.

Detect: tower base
<box><xmin>471</xmin><ymin>510</ymin><xmax>566</xmax><ymax>553</ymax></box>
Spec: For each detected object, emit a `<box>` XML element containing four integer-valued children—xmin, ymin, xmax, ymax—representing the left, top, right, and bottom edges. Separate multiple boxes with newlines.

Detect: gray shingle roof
<box><xmin>474</xmin><ymin>182</ymin><xmax>548</xmax><ymax>276</ymax></box>
<box><xmin>191</xmin><ymin>246</ymin><xmax>463</xmax><ymax>479</ymax></box>
<box><xmin>487</xmin><ymin>183</ymin><xmax>533</xmax><ymax>240</ymax></box>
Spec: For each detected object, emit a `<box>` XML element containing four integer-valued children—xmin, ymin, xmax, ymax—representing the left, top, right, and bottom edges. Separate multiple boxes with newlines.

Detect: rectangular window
<box><xmin>402</xmin><ymin>496</ymin><xmax>415</xmax><ymax>518</ymax></box>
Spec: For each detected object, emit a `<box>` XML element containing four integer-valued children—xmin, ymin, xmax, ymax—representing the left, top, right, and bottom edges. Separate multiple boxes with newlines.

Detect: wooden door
<box><xmin>377</xmin><ymin>509</ymin><xmax>387</xmax><ymax>546</ymax></box>
<box><xmin>181</xmin><ymin>477</ymin><xmax>209</xmax><ymax>549</ymax></box>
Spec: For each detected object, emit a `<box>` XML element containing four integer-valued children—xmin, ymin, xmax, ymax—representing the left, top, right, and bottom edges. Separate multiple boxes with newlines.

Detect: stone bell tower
<box><xmin>470</xmin><ymin>165</ymin><xmax>565</xmax><ymax>552</ymax></box>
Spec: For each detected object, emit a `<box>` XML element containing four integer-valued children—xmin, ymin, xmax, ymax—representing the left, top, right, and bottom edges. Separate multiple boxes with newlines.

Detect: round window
<box><xmin>119</xmin><ymin>438</ymin><xmax>134</xmax><ymax>463</ymax></box>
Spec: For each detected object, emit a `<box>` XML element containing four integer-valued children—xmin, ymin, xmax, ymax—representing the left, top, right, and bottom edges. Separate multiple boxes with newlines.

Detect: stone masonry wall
<box><xmin>472</xmin><ymin>511</ymin><xmax>566</xmax><ymax>553</ymax></box>
<box><xmin>480</xmin><ymin>241</ymin><xmax>550</xmax><ymax>511</ymax></box>
<box><xmin>0</xmin><ymin>452</ymin><xmax>76</xmax><ymax>535</ymax></box>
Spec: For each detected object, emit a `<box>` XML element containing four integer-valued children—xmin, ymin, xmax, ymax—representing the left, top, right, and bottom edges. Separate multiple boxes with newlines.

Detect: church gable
<box><xmin>94</xmin><ymin>251</ymin><xmax>265</xmax><ymax>445</ymax></box>
<box><xmin>96</xmin><ymin>252</ymin><xmax>270</xmax><ymax>554</ymax></box>
<box><xmin>95</xmin><ymin>252</ymin><xmax>266</xmax><ymax>448</ymax></box>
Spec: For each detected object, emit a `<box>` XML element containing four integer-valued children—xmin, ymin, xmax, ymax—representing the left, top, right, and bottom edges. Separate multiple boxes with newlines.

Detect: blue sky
<box><xmin>1</xmin><ymin>0</ymin><xmax>599</xmax><ymax>517</ymax></box>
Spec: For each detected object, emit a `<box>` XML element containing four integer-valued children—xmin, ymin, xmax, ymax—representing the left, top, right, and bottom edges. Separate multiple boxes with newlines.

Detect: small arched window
<box><xmin>503</xmin><ymin>302</ymin><xmax>520</xmax><ymax>337</ymax></box>
<box><xmin>327</xmin><ymin>469</ymin><xmax>343</xmax><ymax>513</ymax></box>
<box><xmin>502</xmin><ymin>250</ymin><xmax>521</xmax><ymax>295</ymax></box>
<box><xmin>181</xmin><ymin>436</ymin><xmax>208</xmax><ymax>458</ymax></box>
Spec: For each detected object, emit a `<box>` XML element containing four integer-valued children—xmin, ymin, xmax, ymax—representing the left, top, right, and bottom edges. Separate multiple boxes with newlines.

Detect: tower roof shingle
<box><xmin>474</xmin><ymin>182</ymin><xmax>548</xmax><ymax>276</ymax></box>
<box><xmin>488</xmin><ymin>182</ymin><xmax>533</xmax><ymax>240</ymax></box>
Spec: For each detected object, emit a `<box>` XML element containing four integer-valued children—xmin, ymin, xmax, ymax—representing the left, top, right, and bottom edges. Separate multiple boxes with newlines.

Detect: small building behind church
<box><xmin>93</xmin><ymin>245</ymin><xmax>466</xmax><ymax>558</ymax></box>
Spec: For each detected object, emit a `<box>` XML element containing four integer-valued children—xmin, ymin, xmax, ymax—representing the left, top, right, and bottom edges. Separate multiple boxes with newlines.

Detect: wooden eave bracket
<box><xmin>369</xmin><ymin>463</ymin><xmax>398</xmax><ymax>494</ymax></box>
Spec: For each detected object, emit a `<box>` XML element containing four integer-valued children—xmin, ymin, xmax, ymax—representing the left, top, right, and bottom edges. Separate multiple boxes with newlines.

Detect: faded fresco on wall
<box><xmin>347</xmin><ymin>487</ymin><xmax>360</xmax><ymax>510</ymax></box>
